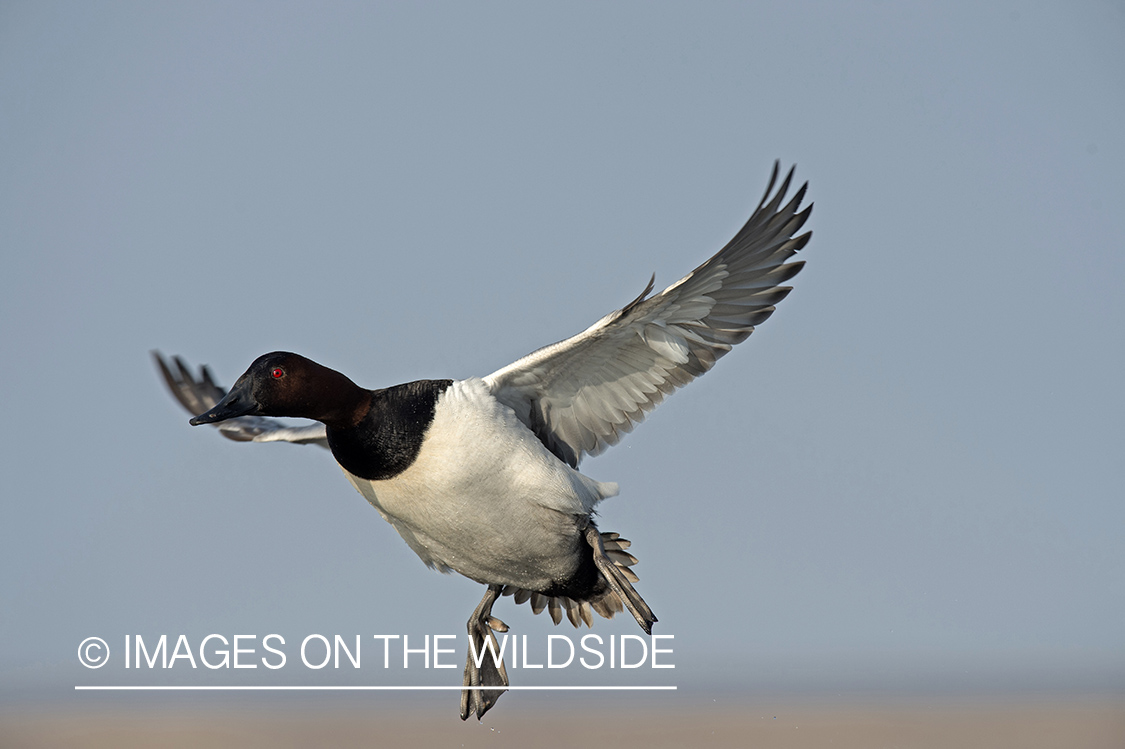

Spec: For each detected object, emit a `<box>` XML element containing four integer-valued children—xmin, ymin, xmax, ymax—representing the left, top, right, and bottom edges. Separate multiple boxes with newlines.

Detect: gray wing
<box><xmin>153</xmin><ymin>351</ymin><xmax>329</xmax><ymax>447</ymax></box>
<box><xmin>484</xmin><ymin>162</ymin><xmax>812</xmax><ymax>468</ymax></box>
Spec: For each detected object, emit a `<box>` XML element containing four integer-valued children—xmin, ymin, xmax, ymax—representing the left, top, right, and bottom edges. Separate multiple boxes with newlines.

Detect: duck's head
<box><xmin>190</xmin><ymin>351</ymin><xmax>364</xmax><ymax>426</ymax></box>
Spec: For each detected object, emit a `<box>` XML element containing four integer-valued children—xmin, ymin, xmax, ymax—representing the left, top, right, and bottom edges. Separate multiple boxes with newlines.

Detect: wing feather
<box><xmin>484</xmin><ymin>162</ymin><xmax>812</xmax><ymax>467</ymax></box>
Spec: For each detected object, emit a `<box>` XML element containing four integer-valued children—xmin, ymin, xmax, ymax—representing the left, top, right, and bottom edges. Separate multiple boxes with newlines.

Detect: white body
<box><xmin>341</xmin><ymin>378</ymin><xmax>618</xmax><ymax>589</ymax></box>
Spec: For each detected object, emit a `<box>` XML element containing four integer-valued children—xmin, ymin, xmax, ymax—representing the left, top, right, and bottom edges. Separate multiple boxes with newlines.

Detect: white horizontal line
<box><xmin>75</xmin><ymin>685</ymin><xmax>676</xmax><ymax>691</ymax></box>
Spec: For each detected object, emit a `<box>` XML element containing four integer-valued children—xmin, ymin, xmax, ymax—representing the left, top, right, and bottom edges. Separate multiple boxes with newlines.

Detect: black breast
<box><xmin>327</xmin><ymin>379</ymin><xmax>453</xmax><ymax>481</ymax></box>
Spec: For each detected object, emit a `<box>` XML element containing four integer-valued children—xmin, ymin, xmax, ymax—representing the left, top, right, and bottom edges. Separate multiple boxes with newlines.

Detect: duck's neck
<box><xmin>325</xmin><ymin>379</ymin><xmax>453</xmax><ymax>481</ymax></box>
<box><xmin>299</xmin><ymin>364</ymin><xmax>373</xmax><ymax>429</ymax></box>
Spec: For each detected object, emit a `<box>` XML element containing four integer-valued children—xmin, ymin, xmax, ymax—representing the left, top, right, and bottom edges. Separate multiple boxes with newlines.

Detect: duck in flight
<box><xmin>155</xmin><ymin>162</ymin><xmax>813</xmax><ymax>719</ymax></box>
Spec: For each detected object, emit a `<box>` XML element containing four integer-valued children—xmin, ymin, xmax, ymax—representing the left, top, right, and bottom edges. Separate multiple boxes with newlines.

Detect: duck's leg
<box><xmin>459</xmin><ymin>584</ymin><xmax>509</xmax><ymax>721</ymax></box>
<box><xmin>585</xmin><ymin>525</ymin><xmax>658</xmax><ymax>634</ymax></box>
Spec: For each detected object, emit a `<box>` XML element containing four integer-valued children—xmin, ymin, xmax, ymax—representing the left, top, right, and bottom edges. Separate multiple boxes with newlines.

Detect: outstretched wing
<box><xmin>484</xmin><ymin>162</ymin><xmax>812</xmax><ymax>468</ymax></box>
<box><xmin>153</xmin><ymin>352</ymin><xmax>329</xmax><ymax>447</ymax></box>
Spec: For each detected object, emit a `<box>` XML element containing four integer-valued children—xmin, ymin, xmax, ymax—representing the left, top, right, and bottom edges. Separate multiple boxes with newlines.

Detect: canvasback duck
<box><xmin>155</xmin><ymin>162</ymin><xmax>812</xmax><ymax>719</ymax></box>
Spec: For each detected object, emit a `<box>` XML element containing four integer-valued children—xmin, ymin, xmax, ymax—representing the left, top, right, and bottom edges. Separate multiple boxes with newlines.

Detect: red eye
<box><xmin>271</xmin><ymin>367</ymin><xmax>284</xmax><ymax>379</ymax></box>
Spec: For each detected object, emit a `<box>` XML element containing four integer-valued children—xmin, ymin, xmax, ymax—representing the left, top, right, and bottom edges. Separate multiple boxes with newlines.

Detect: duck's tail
<box><xmin>500</xmin><ymin>530</ymin><xmax>656</xmax><ymax>632</ymax></box>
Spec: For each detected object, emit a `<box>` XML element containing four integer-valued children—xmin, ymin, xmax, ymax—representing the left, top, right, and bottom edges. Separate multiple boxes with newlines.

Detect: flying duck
<box><xmin>155</xmin><ymin>162</ymin><xmax>812</xmax><ymax>719</ymax></box>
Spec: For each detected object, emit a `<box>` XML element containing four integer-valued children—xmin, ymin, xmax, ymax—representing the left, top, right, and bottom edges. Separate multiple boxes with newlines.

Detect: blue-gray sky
<box><xmin>2</xmin><ymin>1</ymin><xmax>1123</xmax><ymax>706</ymax></box>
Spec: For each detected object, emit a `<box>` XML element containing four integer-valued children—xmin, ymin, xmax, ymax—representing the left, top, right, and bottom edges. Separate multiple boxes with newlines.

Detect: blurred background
<box><xmin>2</xmin><ymin>1</ymin><xmax>1122</xmax><ymax>746</ymax></box>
